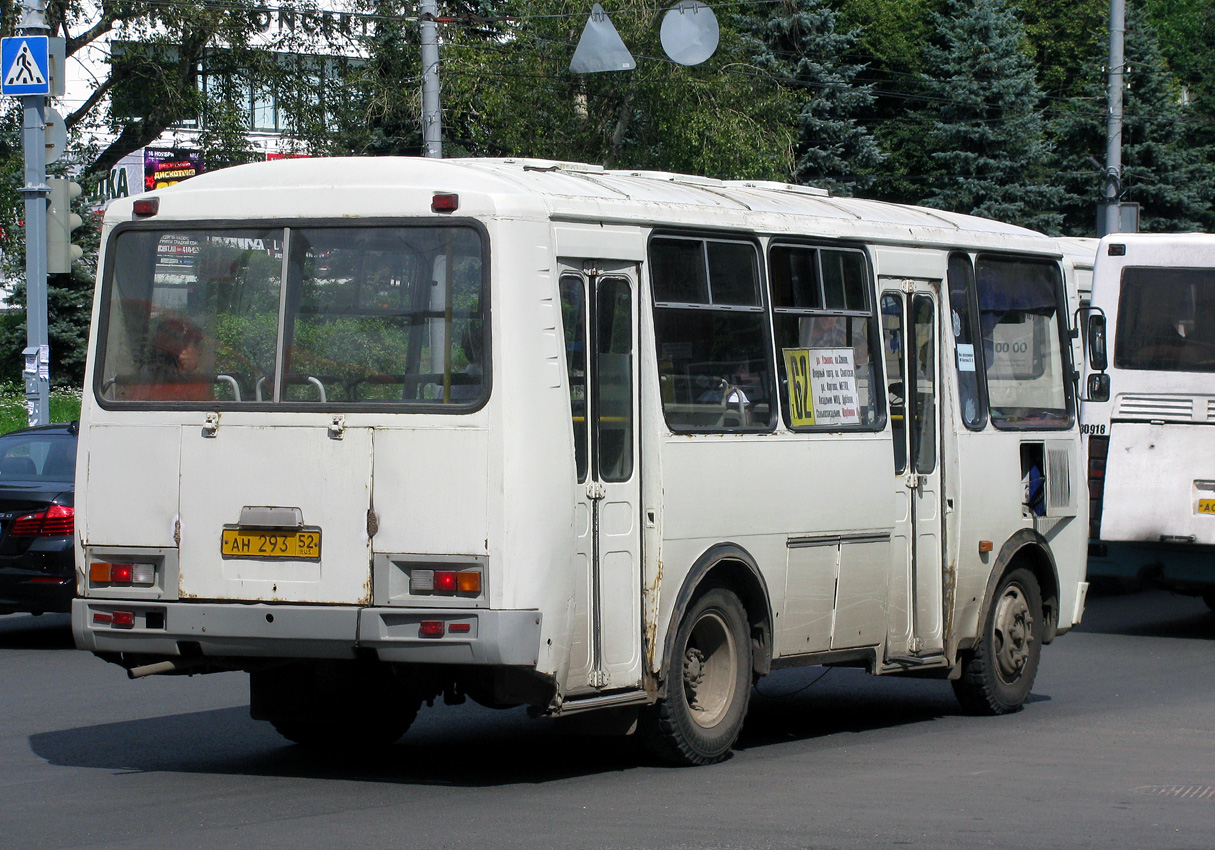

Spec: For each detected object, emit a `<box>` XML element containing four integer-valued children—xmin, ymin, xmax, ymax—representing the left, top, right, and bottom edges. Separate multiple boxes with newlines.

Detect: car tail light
<box><xmin>11</xmin><ymin>504</ymin><xmax>74</xmax><ymax>536</ymax></box>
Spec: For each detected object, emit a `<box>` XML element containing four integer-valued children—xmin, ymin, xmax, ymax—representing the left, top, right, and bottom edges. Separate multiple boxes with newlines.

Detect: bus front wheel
<box><xmin>640</xmin><ymin>587</ymin><xmax>752</xmax><ymax>766</ymax></box>
<box><xmin>953</xmin><ymin>567</ymin><xmax>1044</xmax><ymax>715</ymax></box>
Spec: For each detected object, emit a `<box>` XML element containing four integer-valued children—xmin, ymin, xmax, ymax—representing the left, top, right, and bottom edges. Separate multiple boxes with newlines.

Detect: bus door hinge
<box><xmin>582</xmin><ymin>261</ymin><xmax>601</xmax><ymax>277</ymax></box>
<box><xmin>589</xmin><ymin>670</ymin><xmax>608</xmax><ymax>688</ymax></box>
<box><xmin>329</xmin><ymin>415</ymin><xmax>346</xmax><ymax>440</ymax></box>
<box><xmin>901</xmin><ymin>279</ymin><xmax>916</xmax><ymax>294</ymax></box>
<box><xmin>202</xmin><ymin>412</ymin><xmax>220</xmax><ymax>438</ymax></box>
<box><xmin>586</xmin><ymin>482</ymin><xmax>606</xmax><ymax>500</ymax></box>
<box><xmin>905</xmin><ymin>473</ymin><xmax>921</xmax><ymax>490</ymax></box>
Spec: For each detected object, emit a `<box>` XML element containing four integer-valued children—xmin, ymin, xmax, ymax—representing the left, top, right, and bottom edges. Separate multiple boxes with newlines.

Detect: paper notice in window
<box><xmin>793</xmin><ymin>347</ymin><xmax>861</xmax><ymax>427</ymax></box>
<box><xmin>956</xmin><ymin>343</ymin><xmax>976</xmax><ymax>372</ymax></box>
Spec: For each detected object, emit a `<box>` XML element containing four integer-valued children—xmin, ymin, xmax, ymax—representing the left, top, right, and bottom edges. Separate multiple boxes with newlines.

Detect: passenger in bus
<box><xmin>137</xmin><ymin>317</ymin><xmax>214</xmax><ymax>401</ymax></box>
<box><xmin>449</xmin><ymin>322</ymin><xmax>483</xmax><ymax>402</ymax></box>
<box><xmin>808</xmin><ymin>315</ymin><xmax>849</xmax><ymax>348</ymax></box>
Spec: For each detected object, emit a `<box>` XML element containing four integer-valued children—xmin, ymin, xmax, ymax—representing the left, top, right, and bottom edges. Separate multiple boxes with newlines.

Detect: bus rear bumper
<box><xmin>73</xmin><ymin>598</ymin><xmax>542</xmax><ymax>668</ymax></box>
<box><xmin>1087</xmin><ymin>540</ymin><xmax>1215</xmax><ymax>594</ymax></box>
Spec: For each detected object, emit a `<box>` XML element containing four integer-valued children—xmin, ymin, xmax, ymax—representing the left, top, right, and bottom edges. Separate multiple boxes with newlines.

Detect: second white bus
<box><xmin>73</xmin><ymin>158</ymin><xmax>1088</xmax><ymax>765</ymax></box>
<box><xmin>1082</xmin><ymin>233</ymin><xmax>1215</xmax><ymax>610</ymax></box>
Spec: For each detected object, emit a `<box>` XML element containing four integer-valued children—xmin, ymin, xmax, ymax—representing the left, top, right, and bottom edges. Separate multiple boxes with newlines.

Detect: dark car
<box><xmin>0</xmin><ymin>423</ymin><xmax>77</xmax><ymax>615</ymax></box>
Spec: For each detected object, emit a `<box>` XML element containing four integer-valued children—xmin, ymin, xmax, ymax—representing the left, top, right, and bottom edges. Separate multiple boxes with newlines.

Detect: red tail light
<box><xmin>11</xmin><ymin>504</ymin><xmax>74</xmax><ymax>536</ymax></box>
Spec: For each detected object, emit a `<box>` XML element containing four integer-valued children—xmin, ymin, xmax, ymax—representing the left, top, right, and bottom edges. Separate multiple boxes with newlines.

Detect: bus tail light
<box><xmin>1088</xmin><ymin>435</ymin><xmax>1110</xmax><ymax>539</ymax></box>
<box><xmin>431</xmin><ymin>193</ymin><xmax>459</xmax><ymax>213</ymax></box>
<box><xmin>419</xmin><ymin>620</ymin><xmax>445</xmax><ymax>637</ymax></box>
<box><xmin>89</xmin><ymin>562</ymin><xmax>156</xmax><ymax>586</ymax></box>
<box><xmin>410</xmin><ymin>569</ymin><xmax>482</xmax><ymax>595</ymax></box>
<box><xmin>94</xmin><ymin>610</ymin><xmax>135</xmax><ymax>628</ymax></box>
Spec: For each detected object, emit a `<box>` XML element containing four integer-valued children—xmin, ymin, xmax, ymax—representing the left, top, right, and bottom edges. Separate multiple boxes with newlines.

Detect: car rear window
<box><xmin>0</xmin><ymin>433</ymin><xmax>76</xmax><ymax>482</ymax></box>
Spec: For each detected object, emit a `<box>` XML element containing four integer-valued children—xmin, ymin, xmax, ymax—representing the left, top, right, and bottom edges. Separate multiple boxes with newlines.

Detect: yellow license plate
<box><xmin>221</xmin><ymin>528</ymin><xmax>321</xmax><ymax>560</ymax></box>
<box><xmin>1198</xmin><ymin>499</ymin><xmax>1215</xmax><ymax>515</ymax></box>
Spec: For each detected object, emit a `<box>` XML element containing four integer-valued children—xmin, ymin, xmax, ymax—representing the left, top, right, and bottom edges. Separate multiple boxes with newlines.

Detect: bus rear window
<box><xmin>96</xmin><ymin>224</ymin><xmax>487</xmax><ymax>409</ymax></box>
<box><xmin>1114</xmin><ymin>267</ymin><xmax>1215</xmax><ymax>372</ymax></box>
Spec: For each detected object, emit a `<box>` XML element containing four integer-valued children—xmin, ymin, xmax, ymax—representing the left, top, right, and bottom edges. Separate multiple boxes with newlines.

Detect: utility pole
<box><xmin>420</xmin><ymin>0</ymin><xmax>442</xmax><ymax>158</ymax></box>
<box><xmin>1102</xmin><ymin>0</ymin><xmax>1126</xmax><ymax>236</ymax></box>
<box><xmin>16</xmin><ymin>0</ymin><xmax>51</xmax><ymax>426</ymax></box>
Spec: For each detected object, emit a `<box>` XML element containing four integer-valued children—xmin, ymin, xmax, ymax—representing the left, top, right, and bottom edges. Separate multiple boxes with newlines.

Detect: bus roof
<box><xmin>108</xmin><ymin>156</ymin><xmax>1062</xmax><ymax>254</ymax></box>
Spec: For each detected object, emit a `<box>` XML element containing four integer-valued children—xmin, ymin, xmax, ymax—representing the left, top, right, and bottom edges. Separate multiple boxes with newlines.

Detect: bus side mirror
<box><xmin>1087</xmin><ymin>372</ymin><xmax>1110</xmax><ymax>403</ymax></box>
<box><xmin>1087</xmin><ymin>313</ymin><xmax>1108</xmax><ymax>371</ymax></box>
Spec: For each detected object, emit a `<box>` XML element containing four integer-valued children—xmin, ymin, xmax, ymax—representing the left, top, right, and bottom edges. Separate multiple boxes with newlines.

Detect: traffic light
<box><xmin>46</xmin><ymin>176</ymin><xmax>83</xmax><ymax>274</ymax></box>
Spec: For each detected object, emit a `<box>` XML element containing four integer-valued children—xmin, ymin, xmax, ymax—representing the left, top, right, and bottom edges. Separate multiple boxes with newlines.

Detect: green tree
<box><xmin>1052</xmin><ymin>5</ymin><xmax>1215</xmax><ymax>234</ymax></box>
<box><xmin>1141</xmin><ymin>0</ymin><xmax>1215</xmax><ymax>154</ymax></box>
<box><xmin>919</xmin><ymin>0</ymin><xmax>1063</xmax><ymax>233</ymax></box>
<box><xmin>312</xmin><ymin>0</ymin><xmax>796</xmax><ymax>179</ymax></box>
<box><xmin>1009</xmin><ymin>0</ymin><xmax>1107</xmax><ymax>99</ymax></box>
<box><xmin>741</xmin><ymin>0</ymin><xmax>884</xmax><ymax>194</ymax></box>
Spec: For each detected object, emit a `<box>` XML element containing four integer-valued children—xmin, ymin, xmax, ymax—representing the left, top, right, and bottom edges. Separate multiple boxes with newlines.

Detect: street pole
<box><xmin>18</xmin><ymin>0</ymin><xmax>51</xmax><ymax>426</ymax></box>
<box><xmin>1103</xmin><ymin>0</ymin><xmax>1126</xmax><ymax>236</ymax></box>
<box><xmin>420</xmin><ymin>0</ymin><xmax>442</xmax><ymax>158</ymax></box>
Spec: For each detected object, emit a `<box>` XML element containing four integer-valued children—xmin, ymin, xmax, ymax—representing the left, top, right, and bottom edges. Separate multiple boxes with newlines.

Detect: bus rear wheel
<box><xmin>953</xmin><ymin>567</ymin><xmax>1044</xmax><ymax>715</ymax></box>
<box><xmin>640</xmin><ymin>587</ymin><xmax>752</xmax><ymax>766</ymax></box>
<box><xmin>252</xmin><ymin>661</ymin><xmax>421</xmax><ymax>750</ymax></box>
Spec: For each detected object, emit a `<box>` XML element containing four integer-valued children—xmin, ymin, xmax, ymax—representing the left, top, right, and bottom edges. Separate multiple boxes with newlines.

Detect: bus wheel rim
<box><xmin>993</xmin><ymin>583</ymin><xmax>1032</xmax><ymax>684</ymax></box>
<box><xmin>682</xmin><ymin>609</ymin><xmax>737</xmax><ymax>728</ymax></box>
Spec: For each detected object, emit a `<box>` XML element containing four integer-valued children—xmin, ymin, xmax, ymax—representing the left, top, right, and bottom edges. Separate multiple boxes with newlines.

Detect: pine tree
<box><xmin>742</xmin><ymin>0</ymin><xmax>884</xmax><ymax>195</ymax></box>
<box><xmin>1051</xmin><ymin>5</ymin><xmax>1214</xmax><ymax>234</ymax></box>
<box><xmin>919</xmin><ymin>0</ymin><xmax>1063</xmax><ymax>233</ymax></box>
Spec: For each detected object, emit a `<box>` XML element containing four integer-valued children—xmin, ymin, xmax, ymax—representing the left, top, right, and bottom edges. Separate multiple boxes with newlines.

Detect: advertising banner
<box><xmin>144</xmin><ymin>148</ymin><xmax>204</xmax><ymax>191</ymax></box>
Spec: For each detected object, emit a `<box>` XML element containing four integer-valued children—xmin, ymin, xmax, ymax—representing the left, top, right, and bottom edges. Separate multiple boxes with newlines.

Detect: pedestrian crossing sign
<box><xmin>2</xmin><ymin>36</ymin><xmax>51</xmax><ymax>96</ymax></box>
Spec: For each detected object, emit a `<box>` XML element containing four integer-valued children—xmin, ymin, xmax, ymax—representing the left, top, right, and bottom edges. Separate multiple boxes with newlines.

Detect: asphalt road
<box><xmin>2</xmin><ymin>586</ymin><xmax>1212</xmax><ymax>850</ymax></box>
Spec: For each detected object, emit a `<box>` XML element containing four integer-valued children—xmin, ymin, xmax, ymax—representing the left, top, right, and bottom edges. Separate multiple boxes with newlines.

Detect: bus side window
<box><xmin>947</xmin><ymin>253</ymin><xmax>988</xmax><ymax>429</ymax></box>
<box><xmin>881</xmin><ymin>293</ymin><xmax>907</xmax><ymax>474</ymax></box>
<box><xmin>560</xmin><ymin>275</ymin><xmax>589</xmax><ymax>483</ymax></box>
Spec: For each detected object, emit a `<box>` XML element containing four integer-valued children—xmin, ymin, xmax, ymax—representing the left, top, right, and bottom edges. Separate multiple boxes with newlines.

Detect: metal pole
<box><xmin>18</xmin><ymin>0</ymin><xmax>50</xmax><ymax>426</ymax></box>
<box><xmin>1103</xmin><ymin>0</ymin><xmax>1125</xmax><ymax>236</ymax></box>
<box><xmin>420</xmin><ymin>0</ymin><xmax>442</xmax><ymax>158</ymax></box>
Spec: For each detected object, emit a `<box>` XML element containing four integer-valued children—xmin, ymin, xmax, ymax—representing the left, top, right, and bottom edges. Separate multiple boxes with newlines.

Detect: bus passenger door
<box><xmin>560</xmin><ymin>262</ymin><xmax>643</xmax><ymax>694</ymax></box>
<box><xmin>881</xmin><ymin>283</ymin><xmax>945</xmax><ymax>661</ymax></box>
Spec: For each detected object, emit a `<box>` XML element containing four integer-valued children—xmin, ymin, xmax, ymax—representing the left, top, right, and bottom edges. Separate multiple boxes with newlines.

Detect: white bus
<box><xmin>1082</xmin><ymin>233</ymin><xmax>1215</xmax><ymax>610</ymax></box>
<box><xmin>73</xmin><ymin>158</ymin><xmax>1087</xmax><ymax>765</ymax></box>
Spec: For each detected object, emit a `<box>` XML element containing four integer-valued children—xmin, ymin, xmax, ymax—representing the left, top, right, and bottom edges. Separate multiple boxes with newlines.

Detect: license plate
<box><xmin>221</xmin><ymin>528</ymin><xmax>321</xmax><ymax>560</ymax></box>
<box><xmin>1198</xmin><ymin>499</ymin><xmax>1215</xmax><ymax>515</ymax></box>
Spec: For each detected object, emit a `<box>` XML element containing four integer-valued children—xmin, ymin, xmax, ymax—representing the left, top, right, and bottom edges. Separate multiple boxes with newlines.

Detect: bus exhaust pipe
<box><xmin>127</xmin><ymin>658</ymin><xmax>206</xmax><ymax>679</ymax></box>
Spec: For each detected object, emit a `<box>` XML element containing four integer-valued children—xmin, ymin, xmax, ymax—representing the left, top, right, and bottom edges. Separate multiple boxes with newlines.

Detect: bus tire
<box><xmin>953</xmin><ymin>567</ymin><xmax>1044</xmax><ymax>716</ymax></box>
<box><xmin>255</xmin><ymin>661</ymin><xmax>421</xmax><ymax>749</ymax></box>
<box><xmin>639</xmin><ymin>587</ymin><xmax>751</xmax><ymax>766</ymax></box>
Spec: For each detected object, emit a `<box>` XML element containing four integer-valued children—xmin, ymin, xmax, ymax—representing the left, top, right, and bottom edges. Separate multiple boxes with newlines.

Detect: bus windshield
<box><xmin>1114</xmin><ymin>267</ymin><xmax>1215</xmax><ymax>372</ymax></box>
<box><xmin>95</xmin><ymin>224</ymin><xmax>487</xmax><ymax>408</ymax></box>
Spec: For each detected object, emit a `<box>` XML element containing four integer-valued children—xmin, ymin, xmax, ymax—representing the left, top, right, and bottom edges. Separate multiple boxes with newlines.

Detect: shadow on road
<box><xmin>27</xmin><ymin>667</ymin><xmax>981</xmax><ymax>785</ymax></box>
<box><xmin>1077</xmin><ymin>584</ymin><xmax>1215</xmax><ymax>640</ymax></box>
<box><xmin>0</xmin><ymin>613</ymin><xmax>74</xmax><ymax>649</ymax></box>
<box><xmin>28</xmin><ymin>703</ymin><xmax>650</xmax><ymax>785</ymax></box>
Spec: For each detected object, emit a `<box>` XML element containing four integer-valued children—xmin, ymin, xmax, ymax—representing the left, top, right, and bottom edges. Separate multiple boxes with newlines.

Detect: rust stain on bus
<box><xmin>644</xmin><ymin>557</ymin><xmax>663</xmax><ymax>670</ymax></box>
